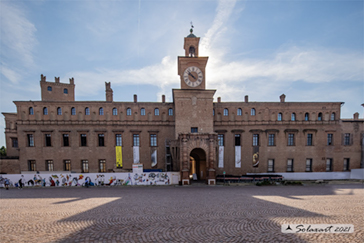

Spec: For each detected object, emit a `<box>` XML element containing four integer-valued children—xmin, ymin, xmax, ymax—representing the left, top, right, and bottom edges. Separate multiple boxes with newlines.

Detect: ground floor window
<box><xmin>267</xmin><ymin>159</ymin><xmax>274</xmax><ymax>172</ymax></box>
<box><xmin>64</xmin><ymin>160</ymin><xmax>71</xmax><ymax>171</ymax></box>
<box><xmin>326</xmin><ymin>158</ymin><xmax>333</xmax><ymax>172</ymax></box>
<box><xmin>286</xmin><ymin>159</ymin><xmax>293</xmax><ymax>172</ymax></box>
<box><xmin>28</xmin><ymin>160</ymin><xmax>36</xmax><ymax>171</ymax></box>
<box><xmin>99</xmin><ymin>159</ymin><xmax>106</xmax><ymax>172</ymax></box>
<box><xmin>343</xmin><ymin>158</ymin><xmax>350</xmax><ymax>171</ymax></box>
<box><xmin>46</xmin><ymin>160</ymin><xmax>54</xmax><ymax>171</ymax></box>
<box><xmin>306</xmin><ymin>159</ymin><xmax>312</xmax><ymax>172</ymax></box>
<box><xmin>82</xmin><ymin>160</ymin><xmax>89</xmax><ymax>173</ymax></box>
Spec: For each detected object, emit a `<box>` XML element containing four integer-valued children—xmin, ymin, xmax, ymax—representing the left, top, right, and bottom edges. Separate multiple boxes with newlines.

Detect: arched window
<box><xmin>64</xmin><ymin>88</ymin><xmax>68</xmax><ymax>94</ymax></box>
<box><xmin>305</xmin><ymin>113</ymin><xmax>309</xmax><ymax>121</ymax></box>
<box><xmin>57</xmin><ymin>107</ymin><xmax>62</xmax><ymax>115</ymax></box>
<box><xmin>223</xmin><ymin>108</ymin><xmax>229</xmax><ymax>116</ymax></box>
<box><xmin>278</xmin><ymin>113</ymin><xmax>282</xmax><ymax>121</ymax></box>
<box><xmin>99</xmin><ymin>107</ymin><xmax>104</xmax><ymax>115</ymax></box>
<box><xmin>71</xmin><ymin>107</ymin><xmax>76</xmax><ymax>115</ymax></box>
<box><xmin>29</xmin><ymin>107</ymin><xmax>34</xmax><ymax>115</ymax></box>
<box><xmin>251</xmin><ymin>108</ymin><xmax>256</xmax><ymax>116</ymax></box>
<box><xmin>237</xmin><ymin>108</ymin><xmax>242</xmax><ymax>116</ymax></box>
<box><xmin>43</xmin><ymin>107</ymin><xmax>48</xmax><ymax>115</ymax></box>
<box><xmin>330</xmin><ymin>112</ymin><xmax>335</xmax><ymax>121</ymax></box>
<box><xmin>155</xmin><ymin>108</ymin><xmax>159</xmax><ymax>116</ymax></box>
<box><xmin>47</xmin><ymin>86</ymin><xmax>52</xmax><ymax>91</ymax></box>
<box><xmin>168</xmin><ymin>108</ymin><xmax>173</xmax><ymax>116</ymax></box>
<box><xmin>291</xmin><ymin>113</ymin><xmax>296</xmax><ymax>121</ymax></box>
<box><xmin>112</xmin><ymin>108</ymin><xmax>117</xmax><ymax>116</ymax></box>
<box><xmin>127</xmin><ymin>108</ymin><xmax>131</xmax><ymax>116</ymax></box>
<box><xmin>85</xmin><ymin>107</ymin><xmax>90</xmax><ymax>115</ymax></box>
<box><xmin>140</xmin><ymin>108</ymin><xmax>145</xmax><ymax>116</ymax></box>
<box><xmin>318</xmin><ymin>112</ymin><xmax>322</xmax><ymax>121</ymax></box>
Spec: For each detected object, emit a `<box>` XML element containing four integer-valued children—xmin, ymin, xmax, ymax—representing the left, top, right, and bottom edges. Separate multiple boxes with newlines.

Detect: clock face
<box><xmin>183</xmin><ymin>66</ymin><xmax>203</xmax><ymax>87</ymax></box>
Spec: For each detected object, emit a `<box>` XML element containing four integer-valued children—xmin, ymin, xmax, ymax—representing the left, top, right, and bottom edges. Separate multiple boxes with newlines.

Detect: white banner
<box><xmin>151</xmin><ymin>149</ymin><xmax>157</xmax><ymax>167</ymax></box>
<box><xmin>235</xmin><ymin>146</ymin><xmax>241</xmax><ymax>168</ymax></box>
<box><xmin>218</xmin><ymin>146</ymin><xmax>224</xmax><ymax>168</ymax></box>
<box><xmin>133</xmin><ymin>146</ymin><xmax>140</xmax><ymax>163</ymax></box>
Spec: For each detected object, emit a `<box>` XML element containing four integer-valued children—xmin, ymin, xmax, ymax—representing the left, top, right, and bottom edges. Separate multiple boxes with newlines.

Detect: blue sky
<box><xmin>0</xmin><ymin>0</ymin><xmax>363</xmax><ymax>147</ymax></box>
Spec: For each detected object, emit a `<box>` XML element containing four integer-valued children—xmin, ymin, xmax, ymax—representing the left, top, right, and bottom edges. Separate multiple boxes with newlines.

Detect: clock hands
<box><xmin>188</xmin><ymin>72</ymin><xmax>197</xmax><ymax>80</ymax></box>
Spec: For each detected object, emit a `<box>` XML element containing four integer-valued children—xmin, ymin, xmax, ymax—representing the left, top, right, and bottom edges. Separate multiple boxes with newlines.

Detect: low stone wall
<box><xmin>0</xmin><ymin>159</ymin><xmax>20</xmax><ymax>174</ymax></box>
<box><xmin>247</xmin><ymin>172</ymin><xmax>360</xmax><ymax>180</ymax></box>
<box><xmin>350</xmin><ymin>169</ymin><xmax>364</xmax><ymax>179</ymax></box>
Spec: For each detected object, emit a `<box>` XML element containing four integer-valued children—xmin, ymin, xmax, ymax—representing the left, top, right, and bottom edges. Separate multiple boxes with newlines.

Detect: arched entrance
<box><xmin>189</xmin><ymin>148</ymin><xmax>207</xmax><ymax>181</ymax></box>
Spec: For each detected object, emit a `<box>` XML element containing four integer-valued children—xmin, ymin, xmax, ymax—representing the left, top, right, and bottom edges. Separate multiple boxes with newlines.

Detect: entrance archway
<box><xmin>189</xmin><ymin>148</ymin><xmax>207</xmax><ymax>181</ymax></box>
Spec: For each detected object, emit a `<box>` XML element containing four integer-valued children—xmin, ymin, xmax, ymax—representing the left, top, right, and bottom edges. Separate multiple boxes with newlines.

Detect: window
<box><xmin>327</xmin><ymin>134</ymin><xmax>333</xmax><ymax>145</ymax></box>
<box><xmin>307</xmin><ymin>134</ymin><xmax>313</xmax><ymax>146</ymax></box>
<box><xmin>251</xmin><ymin>108</ymin><xmax>256</xmax><ymax>116</ymax></box>
<box><xmin>168</xmin><ymin>108</ymin><xmax>173</xmax><ymax>116</ymax></box>
<box><xmin>46</xmin><ymin>160</ymin><xmax>54</xmax><ymax>171</ymax></box>
<box><xmin>64</xmin><ymin>88</ymin><xmax>68</xmax><ymax>94</ymax></box>
<box><xmin>99</xmin><ymin>160</ymin><xmax>106</xmax><ymax>172</ymax></box>
<box><xmin>150</xmin><ymin>134</ymin><xmax>157</xmax><ymax>147</ymax></box>
<box><xmin>235</xmin><ymin>134</ymin><xmax>241</xmax><ymax>146</ymax></box>
<box><xmin>305</xmin><ymin>113</ymin><xmax>309</xmax><ymax>121</ymax></box>
<box><xmin>306</xmin><ymin>159</ymin><xmax>312</xmax><ymax>172</ymax></box>
<box><xmin>133</xmin><ymin>134</ymin><xmax>140</xmax><ymax>146</ymax></box>
<box><xmin>115</xmin><ymin>134</ymin><xmax>122</xmax><ymax>146</ymax></box>
<box><xmin>237</xmin><ymin>108</ymin><xmax>242</xmax><ymax>116</ymax></box>
<box><xmin>64</xmin><ymin>160</ymin><xmax>71</xmax><ymax>171</ymax></box>
<box><xmin>63</xmin><ymin>134</ymin><xmax>69</xmax><ymax>147</ymax></box>
<box><xmin>82</xmin><ymin>160</ymin><xmax>89</xmax><ymax>173</ymax></box>
<box><xmin>140</xmin><ymin>108</ymin><xmax>145</xmax><ymax>116</ymax></box>
<box><xmin>291</xmin><ymin>113</ymin><xmax>296</xmax><ymax>121</ymax></box>
<box><xmin>344</xmin><ymin>133</ymin><xmax>351</xmax><ymax>145</ymax></box>
<box><xmin>113</xmin><ymin>108</ymin><xmax>118</xmax><ymax>116</ymax></box>
<box><xmin>288</xmin><ymin>134</ymin><xmax>295</xmax><ymax>146</ymax></box>
<box><xmin>218</xmin><ymin>134</ymin><xmax>224</xmax><ymax>146</ymax></box>
<box><xmin>57</xmin><ymin>107</ymin><xmax>62</xmax><ymax>115</ymax></box>
<box><xmin>43</xmin><ymin>107</ymin><xmax>48</xmax><ymax>115</ymax></box>
<box><xmin>28</xmin><ymin>160</ymin><xmax>36</xmax><ymax>171</ymax></box>
<box><xmin>29</xmin><ymin>107</ymin><xmax>34</xmax><ymax>115</ymax></box>
<box><xmin>154</xmin><ymin>108</ymin><xmax>159</xmax><ymax>116</ymax></box>
<box><xmin>343</xmin><ymin>158</ymin><xmax>350</xmax><ymax>171</ymax></box>
<box><xmin>27</xmin><ymin>134</ymin><xmax>34</xmax><ymax>147</ymax></box>
<box><xmin>45</xmin><ymin>134</ymin><xmax>52</xmax><ymax>147</ymax></box>
<box><xmin>99</xmin><ymin>107</ymin><xmax>104</xmax><ymax>115</ymax></box>
<box><xmin>98</xmin><ymin>134</ymin><xmax>105</xmax><ymax>146</ymax></box>
<box><xmin>318</xmin><ymin>112</ymin><xmax>322</xmax><ymax>121</ymax></box>
<box><xmin>268</xmin><ymin>159</ymin><xmax>274</xmax><ymax>172</ymax></box>
<box><xmin>213</xmin><ymin>109</ymin><xmax>215</xmax><ymax>116</ymax></box>
<box><xmin>331</xmin><ymin>112</ymin><xmax>335</xmax><ymax>121</ymax></box>
<box><xmin>11</xmin><ymin>138</ymin><xmax>18</xmax><ymax>148</ymax></box>
<box><xmin>268</xmin><ymin>134</ymin><xmax>275</xmax><ymax>146</ymax></box>
<box><xmin>80</xmin><ymin>134</ymin><xmax>87</xmax><ymax>146</ymax></box>
<box><xmin>127</xmin><ymin>108</ymin><xmax>132</xmax><ymax>116</ymax></box>
<box><xmin>85</xmin><ymin>107</ymin><xmax>90</xmax><ymax>115</ymax></box>
<box><xmin>71</xmin><ymin>107</ymin><xmax>76</xmax><ymax>115</ymax></box>
<box><xmin>326</xmin><ymin>158</ymin><xmax>333</xmax><ymax>171</ymax></box>
<box><xmin>287</xmin><ymin>159</ymin><xmax>293</xmax><ymax>172</ymax></box>
<box><xmin>278</xmin><ymin>113</ymin><xmax>282</xmax><ymax>121</ymax></box>
<box><xmin>47</xmin><ymin>86</ymin><xmax>52</xmax><ymax>91</ymax></box>
<box><xmin>223</xmin><ymin>108</ymin><xmax>228</xmax><ymax>116</ymax></box>
<box><xmin>191</xmin><ymin>127</ymin><xmax>198</xmax><ymax>133</ymax></box>
<box><xmin>253</xmin><ymin>134</ymin><xmax>259</xmax><ymax>146</ymax></box>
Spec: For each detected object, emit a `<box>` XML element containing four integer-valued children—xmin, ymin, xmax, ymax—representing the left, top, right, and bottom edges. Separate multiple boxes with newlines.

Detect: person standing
<box><xmin>4</xmin><ymin>178</ymin><xmax>10</xmax><ymax>190</ymax></box>
<box><xmin>18</xmin><ymin>176</ymin><xmax>24</xmax><ymax>189</ymax></box>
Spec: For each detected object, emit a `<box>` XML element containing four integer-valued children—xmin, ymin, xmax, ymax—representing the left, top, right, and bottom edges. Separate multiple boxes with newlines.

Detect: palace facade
<box><xmin>2</xmin><ymin>30</ymin><xmax>364</xmax><ymax>184</ymax></box>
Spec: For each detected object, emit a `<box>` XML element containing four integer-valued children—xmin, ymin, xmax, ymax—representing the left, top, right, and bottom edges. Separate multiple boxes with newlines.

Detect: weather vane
<box><xmin>190</xmin><ymin>21</ymin><xmax>194</xmax><ymax>33</ymax></box>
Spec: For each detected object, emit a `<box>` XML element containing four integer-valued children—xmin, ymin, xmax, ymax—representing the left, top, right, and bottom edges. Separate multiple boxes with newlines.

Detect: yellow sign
<box><xmin>115</xmin><ymin>146</ymin><xmax>122</xmax><ymax>167</ymax></box>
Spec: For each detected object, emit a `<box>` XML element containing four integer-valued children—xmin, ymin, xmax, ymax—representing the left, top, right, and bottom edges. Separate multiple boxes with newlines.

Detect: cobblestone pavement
<box><xmin>0</xmin><ymin>184</ymin><xmax>363</xmax><ymax>243</ymax></box>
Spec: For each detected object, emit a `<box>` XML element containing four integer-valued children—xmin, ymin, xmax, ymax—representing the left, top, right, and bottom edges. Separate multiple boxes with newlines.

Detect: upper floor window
<box><xmin>133</xmin><ymin>134</ymin><xmax>140</xmax><ymax>146</ymax></box>
<box><xmin>327</xmin><ymin>133</ymin><xmax>333</xmax><ymax>146</ymax></box>
<box><xmin>277</xmin><ymin>113</ymin><xmax>282</xmax><ymax>121</ymax></box>
<box><xmin>64</xmin><ymin>88</ymin><xmax>68</xmax><ymax>94</ymax></box>
<box><xmin>27</xmin><ymin>134</ymin><xmax>34</xmax><ymax>147</ymax></box>
<box><xmin>80</xmin><ymin>134</ymin><xmax>87</xmax><ymax>146</ymax></box>
<box><xmin>344</xmin><ymin>133</ymin><xmax>351</xmax><ymax>145</ymax></box>
<box><xmin>85</xmin><ymin>107</ymin><xmax>90</xmax><ymax>115</ymax></box>
<box><xmin>155</xmin><ymin>108</ymin><xmax>159</xmax><ymax>116</ymax></box>
<box><xmin>57</xmin><ymin>107</ymin><xmax>62</xmax><ymax>115</ymax></box>
<box><xmin>127</xmin><ymin>108</ymin><xmax>132</xmax><ymax>116</ymax></box>
<box><xmin>150</xmin><ymin>134</ymin><xmax>157</xmax><ymax>147</ymax></box>
<box><xmin>29</xmin><ymin>107</ymin><xmax>34</xmax><ymax>115</ymax></box>
<box><xmin>112</xmin><ymin>108</ymin><xmax>117</xmax><ymax>116</ymax></box>
<box><xmin>11</xmin><ymin>138</ymin><xmax>18</xmax><ymax>148</ymax></box>
<box><xmin>47</xmin><ymin>86</ymin><xmax>52</xmax><ymax>91</ymax></box>
<box><xmin>330</xmin><ymin>112</ymin><xmax>335</xmax><ymax>121</ymax></box>
<box><xmin>45</xmin><ymin>134</ymin><xmax>52</xmax><ymax>147</ymax></box>
<box><xmin>98</xmin><ymin>134</ymin><xmax>105</xmax><ymax>146</ymax></box>
<box><xmin>291</xmin><ymin>113</ymin><xmax>296</xmax><ymax>121</ymax></box>
<box><xmin>305</xmin><ymin>113</ymin><xmax>309</xmax><ymax>121</ymax></box>
<box><xmin>235</xmin><ymin>134</ymin><xmax>241</xmax><ymax>146</ymax></box>
<box><xmin>71</xmin><ymin>107</ymin><xmax>76</xmax><ymax>115</ymax></box>
<box><xmin>63</xmin><ymin>134</ymin><xmax>69</xmax><ymax>147</ymax></box>
<box><xmin>307</xmin><ymin>134</ymin><xmax>313</xmax><ymax>146</ymax></box>
<box><xmin>218</xmin><ymin>134</ymin><xmax>224</xmax><ymax>146</ymax></box>
<box><xmin>115</xmin><ymin>134</ymin><xmax>122</xmax><ymax>146</ymax></box>
<box><xmin>268</xmin><ymin>134</ymin><xmax>275</xmax><ymax>146</ymax></box>
<box><xmin>251</xmin><ymin>108</ymin><xmax>256</xmax><ymax>116</ymax></box>
<box><xmin>43</xmin><ymin>107</ymin><xmax>48</xmax><ymax>115</ymax></box>
<box><xmin>288</xmin><ymin>133</ymin><xmax>295</xmax><ymax>146</ymax></box>
<box><xmin>318</xmin><ymin>112</ymin><xmax>322</xmax><ymax>121</ymax></box>
<box><xmin>191</xmin><ymin>127</ymin><xmax>198</xmax><ymax>133</ymax></box>
<box><xmin>223</xmin><ymin>108</ymin><xmax>229</xmax><ymax>116</ymax></box>
<box><xmin>168</xmin><ymin>108</ymin><xmax>173</xmax><ymax>116</ymax></box>
<box><xmin>253</xmin><ymin>134</ymin><xmax>259</xmax><ymax>146</ymax></box>
<box><xmin>237</xmin><ymin>108</ymin><xmax>242</xmax><ymax>116</ymax></box>
<box><xmin>140</xmin><ymin>108</ymin><xmax>145</xmax><ymax>116</ymax></box>
<box><xmin>99</xmin><ymin>107</ymin><xmax>104</xmax><ymax>115</ymax></box>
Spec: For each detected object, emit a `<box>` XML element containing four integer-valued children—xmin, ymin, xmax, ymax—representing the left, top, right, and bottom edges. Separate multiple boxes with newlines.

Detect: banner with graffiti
<box><xmin>235</xmin><ymin>146</ymin><xmax>241</xmax><ymax>168</ymax></box>
<box><xmin>253</xmin><ymin>146</ymin><xmax>259</xmax><ymax>167</ymax></box>
<box><xmin>115</xmin><ymin>146</ymin><xmax>122</xmax><ymax>168</ymax></box>
<box><xmin>133</xmin><ymin>146</ymin><xmax>140</xmax><ymax>163</ymax></box>
<box><xmin>151</xmin><ymin>149</ymin><xmax>157</xmax><ymax>167</ymax></box>
<box><xmin>218</xmin><ymin>146</ymin><xmax>224</xmax><ymax>168</ymax></box>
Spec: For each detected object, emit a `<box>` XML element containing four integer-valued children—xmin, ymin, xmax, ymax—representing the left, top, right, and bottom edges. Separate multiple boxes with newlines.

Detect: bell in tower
<box><xmin>184</xmin><ymin>24</ymin><xmax>200</xmax><ymax>58</ymax></box>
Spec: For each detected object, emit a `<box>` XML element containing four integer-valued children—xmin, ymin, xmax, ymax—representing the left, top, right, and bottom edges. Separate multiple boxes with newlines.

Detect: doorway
<box><xmin>189</xmin><ymin>148</ymin><xmax>207</xmax><ymax>181</ymax></box>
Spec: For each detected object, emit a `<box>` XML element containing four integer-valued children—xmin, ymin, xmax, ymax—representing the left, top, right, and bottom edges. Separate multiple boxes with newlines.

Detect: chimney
<box><xmin>245</xmin><ymin>95</ymin><xmax>249</xmax><ymax>103</ymax></box>
<box><xmin>280</xmin><ymin>94</ymin><xmax>286</xmax><ymax>103</ymax></box>
<box><xmin>162</xmin><ymin>95</ymin><xmax>165</xmax><ymax>103</ymax></box>
<box><xmin>134</xmin><ymin>94</ymin><xmax>137</xmax><ymax>103</ymax></box>
<box><xmin>55</xmin><ymin>77</ymin><xmax>60</xmax><ymax>83</ymax></box>
<box><xmin>354</xmin><ymin>112</ymin><xmax>359</xmax><ymax>120</ymax></box>
<box><xmin>105</xmin><ymin>82</ymin><xmax>113</xmax><ymax>102</ymax></box>
<box><xmin>217</xmin><ymin>97</ymin><xmax>221</xmax><ymax>103</ymax></box>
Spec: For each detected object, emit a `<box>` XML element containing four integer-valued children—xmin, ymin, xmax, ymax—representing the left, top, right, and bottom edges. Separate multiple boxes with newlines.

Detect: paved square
<box><xmin>0</xmin><ymin>184</ymin><xmax>363</xmax><ymax>242</ymax></box>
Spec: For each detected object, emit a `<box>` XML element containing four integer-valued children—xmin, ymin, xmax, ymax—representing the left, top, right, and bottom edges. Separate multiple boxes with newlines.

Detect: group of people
<box><xmin>3</xmin><ymin>177</ymin><xmax>24</xmax><ymax>190</ymax></box>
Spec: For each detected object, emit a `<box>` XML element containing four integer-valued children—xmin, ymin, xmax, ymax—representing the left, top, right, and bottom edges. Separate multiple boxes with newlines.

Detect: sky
<box><xmin>0</xmin><ymin>0</ymin><xmax>363</xmax><ymax>147</ymax></box>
